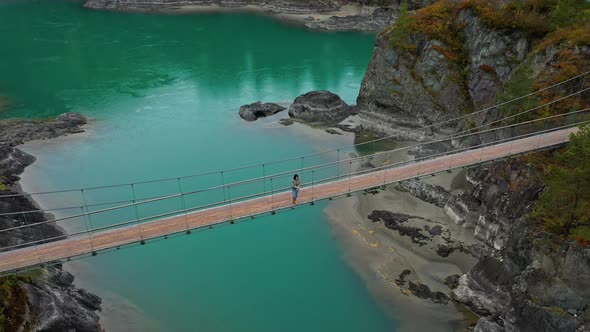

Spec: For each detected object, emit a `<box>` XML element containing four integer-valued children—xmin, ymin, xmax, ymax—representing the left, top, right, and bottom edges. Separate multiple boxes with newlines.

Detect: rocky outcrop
<box><xmin>0</xmin><ymin>112</ymin><xmax>87</xmax><ymax>146</ymax></box>
<box><xmin>458</xmin><ymin>9</ymin><xmax>530</xmax><ymax>111</ymax></box>
<box><xmin>239</xmin><ymin>102</ymin><xmax>286</xmax><ymax>121</ymax></box>
<box><xmin>354</xmin><ymin>8</ymin><xmax>577</xmax><ymax>141</ymax></box>
<box><xmin>392</xmin><ymin>179</ymin><xmax>450</xmax><ymax>208</ymax></box>
<box><xmin>20</xmin><ymin>267</ymin><xmax>102</xmax><ymax>332</ymax></box>
<box><xmin>356</xmin><ymin>31</ymin><xmax>472</xmax><ymax>140</ymax></box>
<box><xmin>0</xmin><ymin>113</ymin><xmax>101</xmax><ymax>331</ymax></box>
<box><xmin>288</xmin><ymin>90</ymin><xmax>351</xmax><ymax>124</ymax></box>
<box><xmin>0</xmin><ymin>144</ymin><xmax>35</xmax><ymax>183</ymax></box>
<box><xmin>337</xmin><ymin>114</ymin><xmax>362</xmax><ymax>132</ymax></box>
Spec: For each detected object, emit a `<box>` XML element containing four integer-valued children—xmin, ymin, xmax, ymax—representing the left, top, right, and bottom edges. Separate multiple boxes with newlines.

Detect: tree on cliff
<box><xmin>533</xmin><ymin>125</ymin><xmax>590</xmax><ymax>241</ymax></box>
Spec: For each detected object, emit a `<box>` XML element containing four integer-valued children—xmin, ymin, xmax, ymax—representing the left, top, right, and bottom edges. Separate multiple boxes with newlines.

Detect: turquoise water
<box><xmin>0</xmin><ymin>1</ymin><xmax>397</xmax><ymax>331</ymax></box>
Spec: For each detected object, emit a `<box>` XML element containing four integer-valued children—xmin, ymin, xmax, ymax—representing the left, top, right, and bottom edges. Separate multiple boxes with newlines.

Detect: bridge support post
<box><xmin>22</xmin><ymin>211</ymin><xmax>43</xmax><ymax>265</ymax></box>
<box><xmin>348</xmin><ymin>161</ymin><xmax>352</xmax><ymax>196</ymax></box>
<box><xmin>177</xmin><ymin>178</ymin><xmax>191</xmax><ymax>234</ymax></box>
<box><xmin>227</xmin><ymin>186</ymin><xmax>234</xmax><ymax>224</ymax></box>
<box><xmin>81</xmin><ymin>189</ymin><xmax>97</xmax><ymax>257</ymax></box>
<box><xmin>310</xmin><ymin>170</ymin><xmax>315</xmax><ymax>206</ymax></box>
<box><xmin>130</xmin><ymin>185</ymin><xmax>145</xmax><ymax>246</ymax></box>
<box><xmin>262</xmin><ymin>164</ymin><xmax>266</xmax><ymax>195</ymax></box>
<box><xmin>270</xmin><ymin>177</ymin><xmax>275</xmax><ymax>215</ymax></box>
<box><xmin>337</xmin><ymin>149</ymin><xmax>340</xmax><ymax>178</ymax></box>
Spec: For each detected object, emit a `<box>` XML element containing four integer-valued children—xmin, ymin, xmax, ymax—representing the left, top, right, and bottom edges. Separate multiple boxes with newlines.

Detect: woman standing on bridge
<box><xmin>292</xmin><ymin>174</ymin><xmax>301</xmax><ymax>205</ymax></box>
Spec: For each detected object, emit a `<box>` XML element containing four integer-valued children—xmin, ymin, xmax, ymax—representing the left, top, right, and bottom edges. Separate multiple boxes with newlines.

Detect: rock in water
<box><xmin>238</xmin><ymin>102</ymin><xmax>286</xmax><ymax>121</ymax></box>
<box><xmin>288</xmin><ymin>90</ymin><xmax>351</xmax><ymax>123</ymax></box>
<box><xmin>0</xmin><ymin>112</ymin><xmax>87</xmax><ymax>146</ymax></box>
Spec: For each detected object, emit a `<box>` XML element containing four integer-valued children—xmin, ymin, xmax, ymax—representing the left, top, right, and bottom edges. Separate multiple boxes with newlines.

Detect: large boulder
<box><xmin>238</xmin><ymin>102</ymin><xmax>286</xmax><ymax>121</ymax></box>
<box><xmin>288</xmin><ymin>90</ymin><xmax>351</xmax><ymax>123</ymax></box>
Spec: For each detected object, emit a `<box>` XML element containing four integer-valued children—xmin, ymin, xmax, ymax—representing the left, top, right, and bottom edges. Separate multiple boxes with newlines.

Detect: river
<box><xmin>0</xmin><ymin>1</ymin><xmax>398</xmax><ymax>331</ymax></box>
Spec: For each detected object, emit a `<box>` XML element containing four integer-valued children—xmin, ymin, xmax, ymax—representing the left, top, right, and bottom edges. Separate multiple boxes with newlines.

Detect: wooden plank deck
<box><xmin>0</xmin><ymin>127</ymin><xmax>576</xmax><ymax>274</ymax></box>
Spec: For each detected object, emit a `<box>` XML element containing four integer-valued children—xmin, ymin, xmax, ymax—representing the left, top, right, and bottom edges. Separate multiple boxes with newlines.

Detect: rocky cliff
<box><xmin>0</xmin><ymin>113</ymin><xmax>103</xmax><ymax>331</ymax></box>
<box><xmin>356</xmin><ymin>2</ymin><xmax>589</xmax><ymax>140</ymax></box>
<box><xmin>451</xmin><ymin>158</ymin><xmax>590</xmax><ymax>331</ymax></box>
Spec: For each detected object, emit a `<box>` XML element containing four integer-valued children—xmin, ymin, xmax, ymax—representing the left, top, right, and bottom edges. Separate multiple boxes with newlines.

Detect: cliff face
<box><xmin>356</xmin><ymin>30</ymin><xmax>472</xmax><ymax>140</ymax></box>
<box><xmin>356</xmin><ymin>6</ymin><xmax>589</xmax><ymax>139</ymax></box>
<box><xmin>0</xmin><ymin>113</ymin><xmax>102</xmax><ymax>332</ymax></box>
<box><xmin>451</xmin><ymin>159</ymin><xmax>590</xmax><ymax>331</ymax></box>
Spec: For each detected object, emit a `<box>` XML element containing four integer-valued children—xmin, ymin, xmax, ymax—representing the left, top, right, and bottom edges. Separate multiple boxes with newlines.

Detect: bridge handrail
<box><xmin>0</xmin><ymin>110</ymin><xmax>587</xmax><ymax>241</ymax></box>
<box><xmin>1</xmin><ymin>118</ymin><xmax>584</xmax><ymax>253</ymax></box>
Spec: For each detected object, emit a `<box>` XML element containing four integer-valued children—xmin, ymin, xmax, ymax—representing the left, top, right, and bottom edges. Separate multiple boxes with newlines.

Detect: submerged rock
<box><xmin>367</xmin><ymin>210</ymin><xmax>431</xmax><ymax>245</ymax></box>
<box><xmin>288</xmin><ymin>90</ymin><xmax>351</xmax><ymax>124</ymax></box>
<box><xmin>394</xmin><ymin>269</ymin><xmax>412</xmax><ymax>286</ymax></box>
<box><xmin>408</xmin><ymin>281</ymin><xmax>450</xmax><ymax>304</ymax></box>
<box><xmin>444</xmin><ymin>274</ymin><xmax>460</xmax><ymax>290</ymax></box>
<box><xmin>278</xmin><ymin>118</ymin><xmax>294</xmax><ymax>126</ymax></box>
<box><xmin>238</xmin><ymin>101</ymin><xmax>286</xmax><ymax>121</ymax></box>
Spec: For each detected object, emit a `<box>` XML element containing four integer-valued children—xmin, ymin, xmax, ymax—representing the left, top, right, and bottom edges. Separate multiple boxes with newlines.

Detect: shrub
<box><xmin>0</xmin><ymin>275</ymin><xmax>28</xmax><ymax>332</ymax></box>
<box><xmin>389</xmin><ymin>0</ymin><xmax>417</xmax><ymax>53</ymax></box>
<box><xmin>410</xmin><ymin>1</ymin><xmax>464</xmax><ymax>57</ymax></box>
<box><xmin>535</xmin><ymin>24</ymin><xmax>590</xmax><ymax>51</ymax></box>
<box><xmin>532</xmin><ymin>125</ymin><xmax>590</xmax><ymax>236</ymax></box>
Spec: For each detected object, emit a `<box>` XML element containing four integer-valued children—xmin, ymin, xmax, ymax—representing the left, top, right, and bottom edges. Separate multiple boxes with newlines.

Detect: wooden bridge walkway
<box><xmin>0</xmin><ymin>127</ymin><xmax>576</xmax><ymax>274</ymax></box>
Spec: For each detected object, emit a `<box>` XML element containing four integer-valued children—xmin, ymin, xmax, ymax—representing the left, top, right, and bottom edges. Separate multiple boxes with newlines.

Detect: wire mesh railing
<box><xmin>0</xmin><ymin>108</ymin><xmax>587</xmax><ymax>262</ymax></box>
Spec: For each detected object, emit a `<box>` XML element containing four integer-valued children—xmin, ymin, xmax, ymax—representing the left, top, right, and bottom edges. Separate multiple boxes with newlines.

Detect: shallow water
<box><xmin>1</xmin><ymin>1</ymin><xmax>399</xmax><ymax>331</ymax></box>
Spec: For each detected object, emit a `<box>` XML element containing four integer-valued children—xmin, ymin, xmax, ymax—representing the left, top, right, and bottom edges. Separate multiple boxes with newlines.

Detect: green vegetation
<box><xmin>532</xmin><ymin>125</ymin><xmax>590</xmax><ymax>245</ymax></box>
<box><xmin>460</xmin><ymin>0</ymin><xmax>589</xmax><ymax>36</ymax></box>
<box><xmin>388</xmin><ymin>0</ymin><xmax>417</xmax><ymax>52</ymax></box>
<box><xmin>497</xmin><ymin>62</ymin><xmax>537</xmax><ymax>120</ymax></box>
<box><xmin>0</xmin><ymin>275</ymin><xmax>32</xmax><ymax>332</ymax></box>
<box><xmin>411</xmin><ymin>1</ymin><xmax>465</xmax><ymax>61</ymax></box>
<box><xmin>387</xmin><ymin>0</ymin><xmax>589</xmax><ymax>68</ymax></box>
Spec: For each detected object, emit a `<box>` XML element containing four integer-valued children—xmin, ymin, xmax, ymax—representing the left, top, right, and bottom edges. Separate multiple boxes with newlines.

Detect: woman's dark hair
<box><xmin>293</xmin><ymin>174</ymin><xmax>299</xmax><ymax>180</ymax></box>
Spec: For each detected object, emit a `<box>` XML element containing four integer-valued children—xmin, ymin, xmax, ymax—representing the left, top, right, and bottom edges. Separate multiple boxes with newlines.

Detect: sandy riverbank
<box><xmin>324</xmin><ymin>169</ymin><xmax>481</xmax><ymax>331</ymax></box>
<box><xmin>85</xmin><ymin>1</ymin><xmax>392</xmax><ymax>31</ymax></box>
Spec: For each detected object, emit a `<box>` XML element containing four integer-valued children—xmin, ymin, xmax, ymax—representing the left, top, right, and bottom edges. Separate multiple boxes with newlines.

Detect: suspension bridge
<box><xmin>0</xmin><ymin>71</ymin><xmax>588</xmax><ymax>275</ymax></box>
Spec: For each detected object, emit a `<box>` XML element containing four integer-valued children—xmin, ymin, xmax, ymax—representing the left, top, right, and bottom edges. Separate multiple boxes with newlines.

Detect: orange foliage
<box><xmin>536</xmin><ymin>24</ymin><xmax>590</xmax><ymax>51</ymax></box>
<box><xmin>575</xmin><ymin>236</ymin><xmax>590</xmax><ymax>247</ymax></box>
<box><xmin>479</xmin><ymin>64</ymin><xmax>496</xmax><ymax>73</ymax></box>
<box><xmin>460</xmin><ymin>0</ymin><xmax>551</xmax><ymax>36</ymax></box>
<box><xmin>431</xmin><ymin>45</ymin><xmax>459</xmax><ymax>61</ymax></box>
